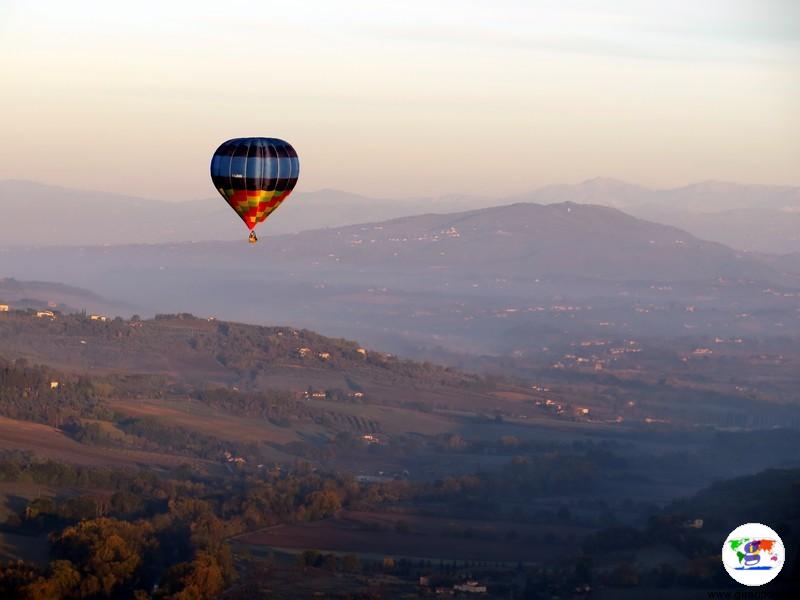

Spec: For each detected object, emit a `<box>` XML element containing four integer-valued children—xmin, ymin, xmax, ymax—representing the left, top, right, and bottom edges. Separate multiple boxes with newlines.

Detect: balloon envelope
<box><xmin>210</xmin><ymin>137</ymin><xmax>299</xmax><ymax>231</ymax></box>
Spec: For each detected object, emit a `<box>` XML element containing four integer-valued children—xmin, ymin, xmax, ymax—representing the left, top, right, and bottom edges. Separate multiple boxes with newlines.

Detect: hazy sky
<box><xmin>1</xmin><ymin>0</ymin><xmax>798</xmax><ymax>200</ymax></box>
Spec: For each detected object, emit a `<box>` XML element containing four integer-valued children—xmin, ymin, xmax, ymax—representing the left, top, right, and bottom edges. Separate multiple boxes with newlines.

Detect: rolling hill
<box><xmin>5</xmin><ymin>178</ymin><xmax>800</xmax><ymax>253</ymax></box>
<box><xmin>2</xmin><ymin>201</ymin><xmax>793</xmax><ymax>282</ymax></box>
<box><xmin>2</xmin><ymin>201</ymin><xmax>799</xmax><ymax>355</ymax></box>
<box><xmin>0</xmin><ymin>310</ymin><xmax>531</xmax><ymax>421</ymax></box>
<box><xmin>508</xmin><ymin>179</ymin><xmax>800</xmax><ymax>254</ymax></box>
<box><xmin>247</xmin><ymin>201</ymin><xmax>789</xmax><ymax>283</ymax></box>
<box><xmin>628</xmin><ymin>206</ymin><xmax>800</xmax><ymax>255</ymax></box>
<box><xmin>0</xmin><ymin>278</ymin><xmax>134</xmax><ymax>315</ymax></box>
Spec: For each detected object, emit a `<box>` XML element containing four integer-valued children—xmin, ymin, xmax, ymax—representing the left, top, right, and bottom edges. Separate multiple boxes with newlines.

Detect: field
<box><xmin>230</xmin><ymin>563</ymin><xmax>419</xmax><ymax>600</ymax></box>
<box><xmin>236</xmin><ymin>509</ymin><xmax>594</xmax><ymax>563</ymax></box>
<box><xmin>0</xmin><ymin>415</ymin><xmax>200</xmax><ymax>468</ymax></box>
<box><xmin>303</xmin><ymin>398</ymin><xmax>460</xmax><ymax>436</ymax></box>
<box><xmin>108</xmin><ymin>397</ymin><xmax>305</xmax><ymax>446</ymax></box>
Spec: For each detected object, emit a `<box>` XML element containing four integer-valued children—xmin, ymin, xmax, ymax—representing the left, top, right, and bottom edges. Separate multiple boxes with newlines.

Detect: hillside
<box><xmin>507</xmin><ymin>179</ymin><xmax>800</xmax><ymax>254</ymax></box>
<box><xmin>6</xmin><ymin>178</ymin><xmax>800</xmax><ymax>254</ymax></box>
<box><xmin>2</xmin><ymin>201</ymin><xmax>792</xmax><ymax>284</ymax></box>
<box><xmin>0</xmin><ymin>308</ymin><xmax>798</xmax><ymax>598</ymax></box>
<box><xmin>3</xmin><ymin>202</ymin><xmax>800</xmax><ymax>356</ymax></box>
<box><xmin>2</xmin><ymin>307</ymin><xmax>798</xmax><ymax>468</ymax></box>
<box><xmin>0</xmin><ymin>309</ymin><xmax>512</xmax><ymax>413</ymax></box>
<box><xmin>0</xmin><ymin>277</ymin><xmax>134</xmax><ymax>315</ymax></box>
<box><xmin>629</xmin><ymin>206</ymin><xmax>800</xmax><ymax>255</ymax></box>
<box><xmin>254</xmin><ymin>201</ymin><xmax>788</xmax><ymax>282</ymax></box>
<box><xmin>0</xmin><ymin>309</ymin><xmax>557</xmax><ymax>475</ymax></box>
<box><xmin>578</xmin><ymin>467</ymin><xmax>800</xmax><ymax>595</ymax></box>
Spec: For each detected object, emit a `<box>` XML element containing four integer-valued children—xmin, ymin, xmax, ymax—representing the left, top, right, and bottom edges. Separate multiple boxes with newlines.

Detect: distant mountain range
<box><xmin>0</xmin><ymin>180</ymin><xmax>492</xmax><ymax>246</ymax></box>
<box><xmin>3</xmin><ymin>178</ymin><xmax>800</xmax><ymax>253</ymax></box>
<box><xmin>2</xmin><ymin>201</ymin><xmax>799</xmax><ymax>355</ymax></box>
<box><xmin>513</xmin><ymin>178</ymin><xmax>800</xmax><ymax>213</ymax></box>
<box><xmin>510</xmin><ymin>179</ymin><xmax>800</xmax><ymax>254</ymax></box>
<box><xmin>253</xmin><ymin>201</ymin><xmax>793</xmax><ymax>283</ymax></box>
<box><xmin>2</xmin><ymin>200</ymin><xmax>793</xmax><ymax>285</ymax></box>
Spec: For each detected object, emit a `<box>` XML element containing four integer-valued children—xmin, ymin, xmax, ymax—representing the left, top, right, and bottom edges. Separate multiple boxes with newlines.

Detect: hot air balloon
<box><xmin>210</xmin><ymin>137</ymin><xmax>299</xmax><ymax>243</ymax></box>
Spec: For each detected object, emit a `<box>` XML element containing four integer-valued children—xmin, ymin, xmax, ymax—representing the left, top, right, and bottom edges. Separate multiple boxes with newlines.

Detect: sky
<box><xmin>1</xmin><ymin>0</ymin><xmax>798</xmax><ymax>200</ymax></box>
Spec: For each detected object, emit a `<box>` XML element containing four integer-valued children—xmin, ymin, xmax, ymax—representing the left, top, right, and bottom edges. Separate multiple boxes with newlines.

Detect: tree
<box><xmin>20</xmin><ymin>560</ymin><xmax>80</xmax><ymax>600</ymax></box>
<box><xmin>304</xmin><ymin>490</ymin><xmax>342</xmax><ymax>520</ymax></box>
<box><xmin>52</xmin><ymin>518</ymin><xmax>157</xmax><ymax>597</ymax></box>
<box><xmin>342</xmin><ymin>554</ymin><xmax>360</xmax><ymax>573</ymax></box>
<box><xmin>161</xmin><ymin>551</ymin><xmax>225</xmax><ymax>600</ymax></box>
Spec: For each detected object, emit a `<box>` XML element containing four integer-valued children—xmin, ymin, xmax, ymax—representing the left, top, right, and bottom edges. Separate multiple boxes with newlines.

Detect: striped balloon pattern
<box><xmin>210</xmin><ymin>137</ymin><xmax>299</xmax><ymax>231</ymax></box>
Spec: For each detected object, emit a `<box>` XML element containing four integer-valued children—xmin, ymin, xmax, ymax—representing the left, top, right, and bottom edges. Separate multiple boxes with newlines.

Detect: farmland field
<box><xmin>108</xmin><ymin>397</ymin><xmax>306</xmax><ymax>447</ymax></box>
<box><xmin>236</xmin><ymin>509</ymin><xmax>594</xmax><ymax>563</ymax></box>
<box><xmin>0</xmin><ymin>415</ymin><xmax>200</xmax><ymax>468</ymax></box>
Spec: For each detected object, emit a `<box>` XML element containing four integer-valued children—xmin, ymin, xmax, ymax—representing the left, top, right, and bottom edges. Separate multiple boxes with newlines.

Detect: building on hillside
<box><xmin>223</xmin><ymin>451</ymin><xmax>246</xmax><ymax>465</ymax></box>
<box><xmin>36</xmin><ymin>310</ymin><xmax>55</xmax><ymax>319</ymax></box>
<box><xmin>0</xmin><ymin>304</ymin><xmax>9</xmax><ymax>312</ymax></box>
<box><xmin>684</xmin><ymin>518</ymin><xmax>704</xmax><ymax>529</ymax></box>
<box><xmin>318</xmin><ymin>351</ymin><xmax>331</xmax><ymax>360</ymax></box>
<box><xmin>296</xmin><ymin>347</ymin><xmax>313</xmax><ymax>358</ymax></box>
<box><xmin>50</xmin><ymin>381</ymin><xmax>60</xmax><ymax>390</ymax></box>
<box><xmin>356</xmin><ymin>347</ymin><xmax>367</xmax><ymax>357</ymax></box>
<box><xmin>90</xmin><ymin>314</ymin><xmax>108</xmax><ymax>322</ymax></box>
<box><xmin>453</xmin><ymin>581</ymin><xmax>487</xmax><ymax>594</ymax></box>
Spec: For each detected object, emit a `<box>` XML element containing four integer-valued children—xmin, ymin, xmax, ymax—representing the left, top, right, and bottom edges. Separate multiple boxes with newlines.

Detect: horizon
<box><xmin>3</xmin><ymin>175</ymin><xmax>799</xmax><ymax>205</ymax></box>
